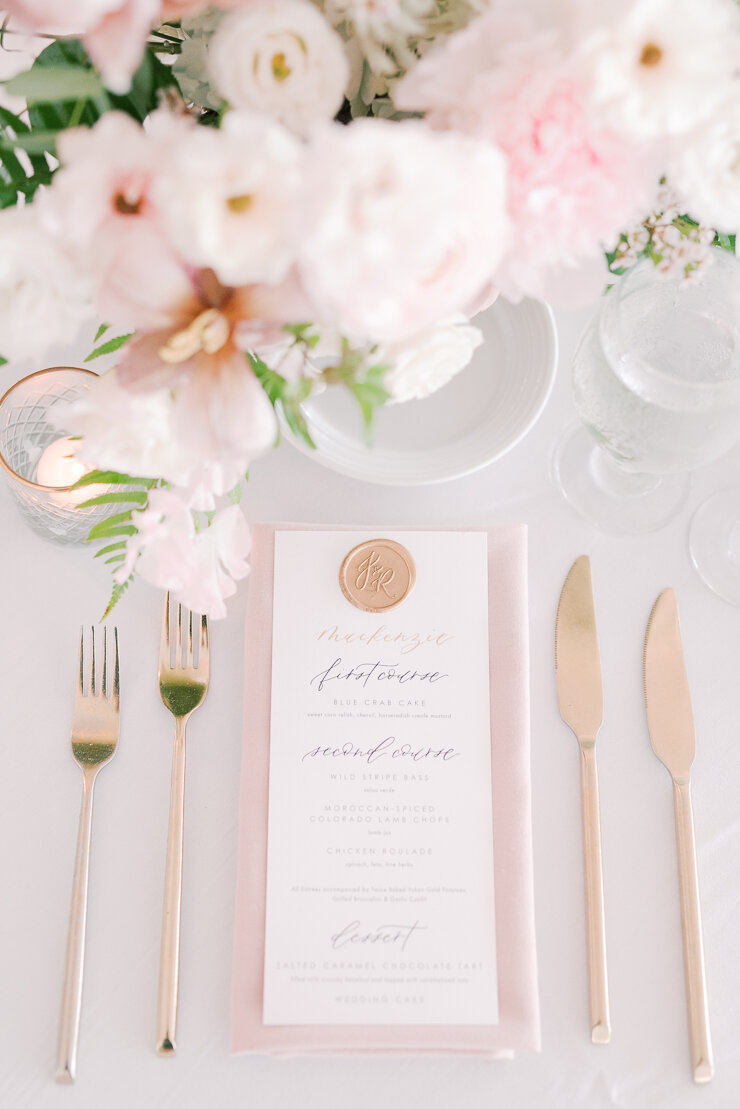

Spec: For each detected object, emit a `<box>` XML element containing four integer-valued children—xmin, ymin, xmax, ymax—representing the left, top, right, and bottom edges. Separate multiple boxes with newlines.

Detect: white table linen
<box><xmin>1</xmin><ymin>307</ymin><xmax>739</xmax><ymax>1107</ymax></box>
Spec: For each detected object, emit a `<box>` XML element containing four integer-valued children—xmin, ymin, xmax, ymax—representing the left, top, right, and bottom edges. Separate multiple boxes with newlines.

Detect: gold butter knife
<box><xmin>555</xmin><ymin>555</ymin><xmax>611</xmax><ymax>1044</ymax></box>
<box><xmin>644</xmin><ymin>589</ymin><xmax>713</xmax><ymax>1084</ymax></box>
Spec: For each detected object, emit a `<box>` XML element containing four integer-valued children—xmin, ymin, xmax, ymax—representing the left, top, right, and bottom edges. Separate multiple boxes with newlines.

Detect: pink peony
<box><xmin>396</xmin><ymin>7</ymin><xmax>659</xmax><ymax>301</ymax></box>
<box><xmin>297</xmin><ymin>118</ymin><xmax>510</xmax><ymax>343</ymax></box>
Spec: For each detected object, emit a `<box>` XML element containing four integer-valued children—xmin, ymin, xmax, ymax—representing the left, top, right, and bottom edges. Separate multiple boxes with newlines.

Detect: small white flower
<box><xmin>381</xmin><ymin>317</ymin><xmax>483</xmax><ymax>402</ymax></box>
<box><xmin>0</xmin><ymin>205</ymin><xmax>94</xmax><ymax>364</ymax></box>
<box><xmin>153</xmin><ymin>109</ymin><xmax>304</xmax><ymax>287</ymax></box>
<box><xmin>669</xmin><ymin>101</ymin><xmax>740</xmax><ymax>234</ymax></box>
<box><xmin>579</xmin><ymin>0</ymin><xmax>740</xmax><ymax>139</ymax></box>
<box><xmin>208</xmin><ymin>0</ymin><xmax>350</xmax><ymax>136</ymax></box>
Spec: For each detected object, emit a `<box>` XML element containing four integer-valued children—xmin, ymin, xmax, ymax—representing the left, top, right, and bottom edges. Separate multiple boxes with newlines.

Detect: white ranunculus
<box><xmin>208</xmin><ymin>0</ymin><xmax>350</xmax><ymax>136</ymax></box>
<box><xmin>669</xmin><ymin>104</ymin><xmax>740</xmax><ymax>234</ymax></box>
<box><xmin>579</xmin><ymin>0</ymin><xmax>740</xmax><ymax>139</ymax></box>
<box><xmin>298</xmin><ymin>118</ymin><xmax>509</xmax><ymax>344</ymax></box>
<box><xmin>0</xmin><ymin>205</ymin><xmax>94</xmax><ymax>364</ymax></box>
<box><xmin>153</xmin><ymin>110</ymin><xmax>304</xmax><ymax>287</ymax></box>
<box><xmin>381</xmin><ymin>318</ymin><xmax>483</xmax><ymax>402</ymax></box>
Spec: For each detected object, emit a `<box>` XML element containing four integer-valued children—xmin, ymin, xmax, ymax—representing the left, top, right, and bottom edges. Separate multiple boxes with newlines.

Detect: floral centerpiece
<box><xmin>1</xmin><ymin>0</ymin><xmax>739</xmax><ymax>615</ymax></box>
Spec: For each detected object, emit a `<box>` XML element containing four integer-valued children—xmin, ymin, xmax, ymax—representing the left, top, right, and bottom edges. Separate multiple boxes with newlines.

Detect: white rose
<box><xmin>381</xmin><ymin>318</ymin><xmax>483</xmax><ymax>402</ymax></box>
<box><xmin>0</xmin><ymin>205</ymin><xmax>94</xmax><ymax>364</ymax></box>
<box><xmin>298</xmin><ymin>119</ymin><xmax>509</xmax><ymax>343</ymax></box>
<box><xmin>153</xmin><ymin>109</ymin><xmax>304</xmax><ymax>287</ymax></box>
<box><xmin>669</xmin><ymin>103</ymin><xmax>740</xmax><ymax>234</ymax></box>
<box><xmin>208</xmin><ymin>0</ymin><xmax>350</xmax><ymax>137</ymax></box>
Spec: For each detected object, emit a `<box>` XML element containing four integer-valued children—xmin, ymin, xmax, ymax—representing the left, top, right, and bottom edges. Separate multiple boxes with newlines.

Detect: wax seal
<box><xmin>339</xmin><ymin>539</ymin><xmax>416</xmax><ymax>613</ymax></box>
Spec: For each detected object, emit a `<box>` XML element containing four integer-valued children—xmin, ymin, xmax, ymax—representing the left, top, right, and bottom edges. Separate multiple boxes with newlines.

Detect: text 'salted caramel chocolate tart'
<box><xmin>339</xmin><ymin>539</ymin><xmax>416</xmax><ymax>613</ymax></box>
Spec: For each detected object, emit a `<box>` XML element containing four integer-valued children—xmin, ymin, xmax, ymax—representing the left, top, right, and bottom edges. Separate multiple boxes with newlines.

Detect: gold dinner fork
<box><xmin>56</xmin><ymin>626</ymin><xmax>120</xmax><ymax>1085</ymax></box>
<box><xmin>156</xmin><ymin>593</ymin><xmax>209</xmax><ymax>1056</ymax></box>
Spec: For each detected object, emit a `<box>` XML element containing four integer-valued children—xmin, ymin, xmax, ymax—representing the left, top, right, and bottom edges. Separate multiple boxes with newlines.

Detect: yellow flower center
<box><xmin>271</xmin><ymin>52</ymin><xmax>291</xmax><ymax>81</ymax></box>
<box><xmin>227</xmin><ymin>194</ymin><xmax>254</xmax><ymax>213</ymax></box>
<box><xmin>640</xmin><ymin>42</ymin><xmax>663</xmax><ymax>67</ymax></box>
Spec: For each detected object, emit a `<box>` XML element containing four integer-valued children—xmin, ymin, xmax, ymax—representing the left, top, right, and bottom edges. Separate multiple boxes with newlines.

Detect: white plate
<box><xmin>280</xmin><ymin>298</ymin><xmax>558</xmax><ymax>486</ymax></box>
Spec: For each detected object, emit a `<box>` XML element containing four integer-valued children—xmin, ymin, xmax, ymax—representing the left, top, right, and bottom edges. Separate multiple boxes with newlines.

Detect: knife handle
<box><xmin>672</xmin><ymin>780</ymin><xmax>713</xmax><ymax>1083</ymax></box>
<box><xmin>580</xmin><ymin>745</ymin><xmax>611</xmax><ymax>1044</ymax></box>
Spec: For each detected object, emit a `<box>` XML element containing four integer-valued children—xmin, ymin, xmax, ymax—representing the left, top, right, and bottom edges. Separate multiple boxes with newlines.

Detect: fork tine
<box><xmin>113</xmin><ymin>627</ymin><xmax>120</xmax><ymax>704</ymax></box>
<box><xmin>200</xmin><ymin>615</ymin><xmax>209</xmax><ymax>673</ymax></box>
<box><xmin>89</xmin><ymin>626</ymin><xmax>96</xmax><ymax>697</ymax></box>
<box><xmin>77</xmin><ymin>627</ymin><xmax>85</xmax><ymax>700</ymax></box>
<box><xmin>159</xmin><ymin>592</ymin><xmax>172</xmax><ymax>670</ymax></box>
<box><xmin>176</xmin><ymin>601</ymin><xmax>183</xmax><ymax>667</ymax></box>
<box><xmin>186</xmin><ymin>610</ymin><xmax>194</xmax><ymax>668</ymax></box>
<box><xmin>102</xmin><ymin>626</ymin><xmax>108</xmax><ymax>699</ymax></box>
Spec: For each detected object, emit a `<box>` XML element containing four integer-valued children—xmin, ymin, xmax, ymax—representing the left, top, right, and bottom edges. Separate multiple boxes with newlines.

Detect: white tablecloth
<box><xmin>1</xmin><ymin>307</ymin><xmax>739</xmax><ymax>1108</ymax></box>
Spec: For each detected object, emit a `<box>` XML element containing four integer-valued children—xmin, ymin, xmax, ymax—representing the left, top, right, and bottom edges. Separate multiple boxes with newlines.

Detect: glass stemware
<box><xmin>554</xmin><ymin>249</ymin><xmax>740</xmax><ymax>533</ymax></box>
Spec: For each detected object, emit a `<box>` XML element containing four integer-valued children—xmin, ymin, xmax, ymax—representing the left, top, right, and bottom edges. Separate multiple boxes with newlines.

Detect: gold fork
<box><xmin>156</xmin><ymin>592</ymin><xmax>209</xmax><ymax>1055</ymax></box>
<box><xmin>56</xmin><ymin>626</ymin><xmax>120</xmax><ymax>1085</ymax></box>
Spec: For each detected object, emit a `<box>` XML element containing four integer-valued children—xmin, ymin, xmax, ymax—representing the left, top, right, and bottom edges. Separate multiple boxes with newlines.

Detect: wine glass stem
<box><xmin>588</xmin><ymin>446</ymin><xmax>661</xmax><ymax>497</ymax></box>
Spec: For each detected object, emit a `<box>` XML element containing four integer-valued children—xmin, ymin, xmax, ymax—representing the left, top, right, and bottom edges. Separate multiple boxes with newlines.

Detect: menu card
<box><xmin>263</xmin><ymin>530</ymin><xmax>499</xmax><ymax>1026</ymax></box>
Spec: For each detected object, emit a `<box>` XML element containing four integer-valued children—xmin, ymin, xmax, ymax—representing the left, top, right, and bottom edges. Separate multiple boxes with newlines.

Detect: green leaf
<box><xmin>107</xmin><ymin>50</ymin><xmax>177</xmax><ymax>121</ymax></box>
<box><xmin>94</xmin><ymin>323</ymin><xmax>110</xmax><ymax>342</ymax></box>
<box><xmin>89</xmin><ymin>522</ymin><xmax>137</xmax><ymax>541</ymax></box>
<box><xmin>4</xmin><ymin>66</ymin><xmax>105</xmax><ymax>103</ymax></box>
<box><xmin>77</xmin><ymin>489</ymin><xmax>148</xmax><ymax>509</ymax></box>
<box><xmin>226</xmin><ymin>482</ymin><xmax>243</xmax><ymax>504</ymax></box>
<box><xmin>104</xmin><ymin>553</ymin><xmax>127</xmax><ymax>565</ymax></box>
<box><xmin>84</xmin><ymin>332</ymin><xmax>133</xmax><ymax>362</ymax></box>
<box><xmin>248</xmin><ymin>352</ymin><xmax>285</xmax><ymax>406</ymax></box>
<box><xmin>282</xmin><ymin>395</ymin><xmax>316</xmax><ymax>450</ymax></box>
<box><xmin>102</xmin><ymin>574</ymin><xmax>133</xmax><ymax>620</ymax></box>
<box><xmin>0</xmin><ymin>104</ymin><xmax>53</xmax><ymax>206</ymax></box>
<box><xmin>71</xmin><ymin>469</ymin><xmax>157</xmax><ymax>489</ymax></box>
<box><xmin>0</xmin><ymin>129</ymin><xmax>58</xmax><ymax>156</ymax></box>
<box><xmin>715</xmin><ymin>231</ymin><xmax>736</xmax><ymax>253</ymax></box>
<box><xmin>86</xmin><ymin>510</ymin><xmax>136</xmax><ymax>541</ymax></box>
<box><xmin>0</xmin><ymin>356</ymin><xmax>6</xmax><ymax>367</ymax></box>
<box><xmin>94</xmin><ymin>540</ymin><xmax>129</xmax><ymax>559</ymax></box>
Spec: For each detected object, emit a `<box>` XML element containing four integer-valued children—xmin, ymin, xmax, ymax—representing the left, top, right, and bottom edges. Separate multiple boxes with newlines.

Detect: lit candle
<box><xmin>35</xmin><ymin>437</ymin><xmax>105</xmax><ymax>507</ymax></box>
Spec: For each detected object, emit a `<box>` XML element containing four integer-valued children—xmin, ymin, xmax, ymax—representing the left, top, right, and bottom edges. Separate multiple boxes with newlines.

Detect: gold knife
<box><xmin>555</xmin><ymin>555</ymin><xmax>611</xmax><ymax>1044</ymax></box>
<box><xmin>644</xmin><ymin>589</ymin><xmax>713</xmax><ymax>1084</ymax></box>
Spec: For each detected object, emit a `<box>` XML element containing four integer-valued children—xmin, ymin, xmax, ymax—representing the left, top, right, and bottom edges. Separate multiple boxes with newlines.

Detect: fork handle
<box><xmin>56</xmin><ymin>769</ymin><xmax>98</xmax><ymax>1083</ymax></box>
<box><xmin>157</xmin><ymin>717</ymin><xmax>187</xmax><ymax>1055</ymax></box>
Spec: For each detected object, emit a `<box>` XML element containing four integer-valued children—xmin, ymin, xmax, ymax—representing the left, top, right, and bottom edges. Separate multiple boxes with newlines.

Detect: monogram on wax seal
<box><xmin>339</xmin><ymin>539</ymin><xmax>416</xmax><ymax>613</ymax></box>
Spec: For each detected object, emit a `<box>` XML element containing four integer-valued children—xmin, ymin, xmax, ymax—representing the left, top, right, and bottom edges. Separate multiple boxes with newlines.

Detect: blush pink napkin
<box><xmin>231</xmin><ymin>523</ymin><xmax>540</xmax><ymax>1057</ymax></box>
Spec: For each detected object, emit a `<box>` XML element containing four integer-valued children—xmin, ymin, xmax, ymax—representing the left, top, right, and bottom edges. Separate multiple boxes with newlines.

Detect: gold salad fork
<box><xmin>156</xmin><ymin>593</ymin><xmax>209</xmax><ymax>1056</ymax></box>
<box><xmin>56</xmin><ymin>626</ymin><xmax>120</xmax><ymax>1084</ymax></box>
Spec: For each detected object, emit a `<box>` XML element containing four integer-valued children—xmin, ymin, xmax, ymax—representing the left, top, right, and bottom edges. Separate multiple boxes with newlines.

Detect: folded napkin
<box><xmin>231</xmin><ymin>523</ymin><xmax>540</xmax><ymax>1057</ymax></box>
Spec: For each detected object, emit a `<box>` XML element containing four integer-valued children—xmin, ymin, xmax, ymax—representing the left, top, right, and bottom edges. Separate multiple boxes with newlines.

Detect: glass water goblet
<box><xmin>554</xmin><ymin>248</ymin><xmax>740</xmax><ymax>533</ymax></box>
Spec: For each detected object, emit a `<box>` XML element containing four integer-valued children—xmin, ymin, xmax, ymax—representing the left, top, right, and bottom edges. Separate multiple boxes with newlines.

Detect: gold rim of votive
<box><xmin>0</xmin><ymin>366</ymin><xmax>99</xmax><ymax>492</ymax></box>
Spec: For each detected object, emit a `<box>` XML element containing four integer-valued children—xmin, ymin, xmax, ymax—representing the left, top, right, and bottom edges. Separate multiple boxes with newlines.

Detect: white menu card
<box><xmin>263</xmin><ymin>530</ymin><xmax>499</xmax><ymax>1026</ymax></box>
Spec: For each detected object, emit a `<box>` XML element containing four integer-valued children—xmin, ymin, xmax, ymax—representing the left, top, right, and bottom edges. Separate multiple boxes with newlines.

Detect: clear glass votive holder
<box><xmin>0</xmin><ymin>367</ymin><xmax>111</xmax><ymax>546</ymax></box>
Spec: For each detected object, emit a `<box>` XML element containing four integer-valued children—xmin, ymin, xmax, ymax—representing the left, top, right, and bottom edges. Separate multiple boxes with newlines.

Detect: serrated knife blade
<box><xmin>643</xmin><ymin>589</ymin><xmax>713</xmax><ymax>1084</ymax></box>
<box><xmin>555</xmin><ymin>555</ymin><xmax>610</xmax><ymax>1044</ymax></box>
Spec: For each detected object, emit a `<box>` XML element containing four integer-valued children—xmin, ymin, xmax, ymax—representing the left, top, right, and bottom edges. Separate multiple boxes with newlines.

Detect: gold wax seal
<box><xmin>339</xmin><ymin>539</ymin><xmax>416</xmax><ymax>613</ymax></box>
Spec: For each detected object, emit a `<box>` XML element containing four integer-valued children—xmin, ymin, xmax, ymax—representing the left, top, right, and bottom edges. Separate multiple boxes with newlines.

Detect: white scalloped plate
<box><xmin>280</xmin><ymin>297</ymin><xmax>558</xmax><ymax>486</ymax></box>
